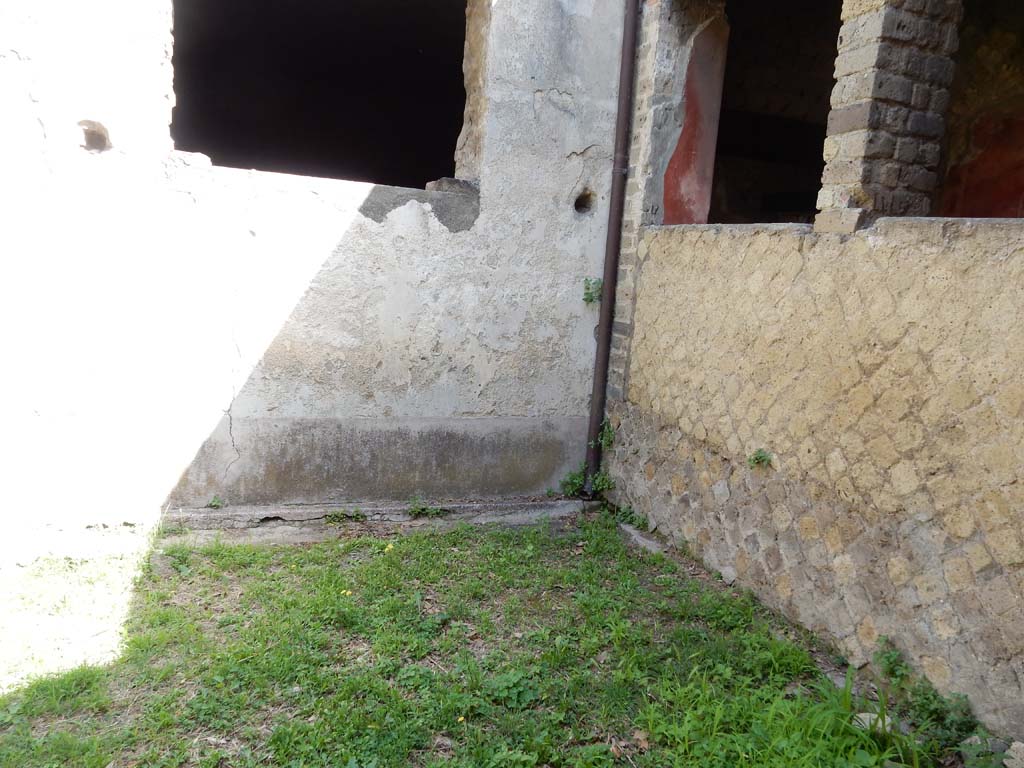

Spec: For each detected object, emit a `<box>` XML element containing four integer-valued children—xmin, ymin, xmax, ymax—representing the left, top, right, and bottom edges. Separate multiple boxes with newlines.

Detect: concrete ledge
<box><xmin>161</xmin><ymin>499</ymin><xmax>584</xmax><ymax>546</ymax></box>
<box><xmin>618</xmin><ymin>523</ymin><xmax>666</xmax><ymax>554</ymax></box>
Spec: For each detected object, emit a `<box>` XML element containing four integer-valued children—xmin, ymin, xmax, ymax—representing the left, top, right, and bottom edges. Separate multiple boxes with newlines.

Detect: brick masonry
<box><xmin>817</xmin><ymin>0</ymin><xmax>963</xmax><ymax>226</ymax></box>
<box><xmin>606</xmin><ymin>219</ymin><xmax>1024</xmax><ymax>737</ymax></box>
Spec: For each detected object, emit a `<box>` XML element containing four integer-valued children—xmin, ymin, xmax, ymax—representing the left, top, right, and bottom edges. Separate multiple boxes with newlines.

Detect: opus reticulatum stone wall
<box><xmin>606</xmin><ymin>218</ymin><xmax>1024</xmax><ymax>736</ymax></box>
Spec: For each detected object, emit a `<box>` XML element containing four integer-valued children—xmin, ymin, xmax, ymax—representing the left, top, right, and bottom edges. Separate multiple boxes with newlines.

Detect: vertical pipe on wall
<box><xmin>585</xmin><ymin>0</ymin><xmax>641</xmax><ymax>491</ymax></box>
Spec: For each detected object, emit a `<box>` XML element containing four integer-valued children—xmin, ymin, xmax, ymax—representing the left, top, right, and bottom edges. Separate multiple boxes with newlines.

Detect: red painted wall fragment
<box><xmin>663</xmin><ymin>17</ymin><xmax>730</xmax><ymax>225</ymax></box>
<box><xmin>940</xmin><ymin>116</ymin><xmax>1024</xmax><ymax>218</ymax></box>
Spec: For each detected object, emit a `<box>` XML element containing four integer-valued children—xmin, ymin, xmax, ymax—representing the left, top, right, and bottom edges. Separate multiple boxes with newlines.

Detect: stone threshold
<box><xmin>160</xmin><ymin>499</ymin><xmax>586</xmax><ymax>546</ymax></box>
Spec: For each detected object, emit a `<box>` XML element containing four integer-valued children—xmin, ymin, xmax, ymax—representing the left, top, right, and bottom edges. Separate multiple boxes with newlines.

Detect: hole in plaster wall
<box><xmin>708</xmin><ymin>0</ymin><xmax>843</xmax><ymax>224</ymax></box>
<box><xmin>171</xmin><ymin>0</ymin><xmax>469</xmax><ymax>188</ymax></box>
<box><xmin>79</xmin><ymin>121</ymin><xmax>112</xmax><ymax>152</ymax></box>
<box><xmin>575</xmin><ymin>189</ymin><xmax>596</xmax><ymax>214</ymax></box>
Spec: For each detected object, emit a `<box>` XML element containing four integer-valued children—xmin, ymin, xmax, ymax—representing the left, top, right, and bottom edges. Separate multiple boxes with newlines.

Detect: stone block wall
<box><xmin>606</xmin><ymin>219</ymin><xmax>1024</xmax><ymax>736</ymax></box>
<box><xmin>818</xmin><ymin>0</ymin><xmax>962</xmax><ymax>229</ymax></box>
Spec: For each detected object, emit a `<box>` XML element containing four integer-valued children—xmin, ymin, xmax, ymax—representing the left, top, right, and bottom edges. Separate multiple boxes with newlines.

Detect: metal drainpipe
<box><xmin>585</xmin><ymin>0</ymin><xmax>641</xmax><ymax>493</ymax></box>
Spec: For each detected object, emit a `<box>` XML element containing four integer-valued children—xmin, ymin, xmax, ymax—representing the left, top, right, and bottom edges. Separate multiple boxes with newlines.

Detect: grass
<box><xmin>0</xmin><ymin>515</ymin><xmax>968</xmax><ymax>767</ymax></box>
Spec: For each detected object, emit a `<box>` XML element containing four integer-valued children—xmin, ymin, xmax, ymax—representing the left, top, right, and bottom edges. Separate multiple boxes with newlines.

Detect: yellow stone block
<box><xmin>890</xmin><ymin>461</ymin><xmax>921</xmax><ymax>497</ymax></box>
<box><xmin>922</xmin><ymin>656</ymin><xmax>953</xmax><ymax>689</ymax></box>
<box><xmin>857</xmin><ymin>616</ymin><xmax>879</xmax><ymax>647</ymax></box>
<box><xmin>943</xmin><ymin>556</ymin><xmax>974</xmax><ymax>593</ymax></box>
<box><xmin>942</xmin><ymin>509</ymin><xmax>976</xmax><ymax>540</ymax></box>
<box><xmin>887</xmin><ymin>556</ymin><xmax>913</xmax><ymax>587</ymax></box>
<box><xmin>987</xmin><ymin>528</ymin><xmax>1024</xmax><ymax>567</ymax></box>
<box><xmin>964</xmin><ymin>541</ymin><xmax>993</xmax><ymax>573</ymax></box>
<box><xmin>798</xmin><ymin>516</ymin><xmax>821</xmax><ymax>541</ymax></box>
<box><xmin>833</xmin><ymin>554</ymin><xmax>857</xmax><ymax>585</ymax></box>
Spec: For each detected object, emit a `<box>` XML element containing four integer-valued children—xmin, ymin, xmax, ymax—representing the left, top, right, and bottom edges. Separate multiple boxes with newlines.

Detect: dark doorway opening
<box><xmin>709</xmin><ymin>0</ymin><xmax>843</xmax><ymax>224</ymax></box>
<box><xmin>172</xmin><ymin>0</ymin><xmax>468</xmax><ymax>189</ymax></box>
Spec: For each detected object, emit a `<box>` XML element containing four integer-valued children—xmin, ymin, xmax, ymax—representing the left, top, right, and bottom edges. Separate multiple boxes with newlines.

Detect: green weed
<box><xmin>560</xmin><ymin>465</ymin><xmax>616</xmax><ymax>498</ymax></box>
<box><xmin>326</xmin><ymin>509</ymin><xmax>368</xmax><ymax>525</ymax></box>
<box><xmin>747</xmin><ymin>449</ymin><xmax>773</xmax><ymax>469</ymax></box>
<box><xmin>606</xmin><ymin>504</ymin><xmax>649</xmax><ymax>531</ymax></box>
<box><xmin>560</xmin><ymin>465</ymin><xmax>587</xmax><ymax>497</ymax></box>
<box><xmin>408</xmin><ymin>497</ymin><xmax>447</xmax><ymax>519</ymax></box>
<box><xmin>0</xmin><ymin>521</ymin><xmax>981</xmax><ymax>767</ymax></box>
<box><xmin>873</xmin><ymin>638</ymin><xmax>981</xmax><ymax>759</ymax></box>
<box><xmin>589</xmin><ymin>419</ymin><xmax>615</xmax><ymax>451</ymax></box>
<box><xmin>583</xmin><ymin>278</ymin><xmax>603</xmax><ymax>305</ymax></box>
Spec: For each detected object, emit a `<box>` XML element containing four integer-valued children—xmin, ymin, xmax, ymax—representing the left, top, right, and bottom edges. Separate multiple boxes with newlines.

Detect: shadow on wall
<box><xmin>0</xmin><ymin>159</ymin><xmax>368</xmax><ymax>691</ymax></box>
<box><xmin>164</xmin><ymin>177</ymin><xmax>585</xmax><ymax>510</ymax></box>
<box><xmin>0</xmin><ymin>164</ymin><xmax>586</xmax><ymax>692</ymax></box>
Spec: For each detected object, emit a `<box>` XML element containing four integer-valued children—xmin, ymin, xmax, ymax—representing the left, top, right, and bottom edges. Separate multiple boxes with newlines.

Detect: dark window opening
<box><xmin>708</xmin><ymin>0</ymin><xmax>843</xmax><ymax>224</ymax></box>
<box><xmin>171</xmin><ymin>0</ymin><xmax>468</xmax><ymax>189</ymax></box>
<box><xmin>938</xmin><ymin>0</ymin><xmax>1024</xmax><ymax>218</ymax></box>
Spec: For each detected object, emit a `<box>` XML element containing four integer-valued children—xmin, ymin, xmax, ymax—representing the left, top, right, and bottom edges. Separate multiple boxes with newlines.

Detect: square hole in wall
<box><xmin>171</xmin><ymin>0</ymin><xmax>468</xmax><ymax>189</ymax></box>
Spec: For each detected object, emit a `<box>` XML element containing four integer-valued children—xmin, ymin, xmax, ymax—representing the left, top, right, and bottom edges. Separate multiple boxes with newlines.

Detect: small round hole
<box><xmin>574</xmin><ymin>189</ymin><xmax>595</xmax><ymax>214</ymax></box>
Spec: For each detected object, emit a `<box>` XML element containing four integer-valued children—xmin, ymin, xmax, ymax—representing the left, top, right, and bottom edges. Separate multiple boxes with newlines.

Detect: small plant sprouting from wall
<box><xmin>583</xmin><ymin>278</ymin><xmax>603</xmax><ymax>305</ymax></box>
<box><xmin>590</xmin><ymin>470</ymin><xmax>615</xmax><ymax>494</ymax></box>
<box><xmin>206</xmin><ymin>495</ymin><xmax>225</xmax><ymax>510</ymax></box>
<box><xmin>747</xmin><ymin>449</ymin><xmax>773</xmax><ymax>469</ymax></box>
<box><xmin>589</xmin><ymin>419</ymin><xmax>615</xmax><ymax>451</ymax></box>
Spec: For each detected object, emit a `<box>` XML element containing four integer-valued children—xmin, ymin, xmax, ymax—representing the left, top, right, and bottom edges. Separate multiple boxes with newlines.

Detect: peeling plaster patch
<box><xmin>358</xmin><ymin>184</ymin><xmax>480</xmax><ymax>233</ymax></box>
<box><xmin>533</xmin><ymin>89</ymin><xmax>575</xmax><ymax>116</ymax></box>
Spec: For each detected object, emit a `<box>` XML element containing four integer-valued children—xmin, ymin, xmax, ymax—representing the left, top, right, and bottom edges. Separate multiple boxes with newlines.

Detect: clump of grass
<box><xmin>0</xmin><ymin>520</ymin><xmax>973</xmax><ymax>767</ymax></box>
<box><xmin>747</xmin><ymin>449</ymin><xmax>773</xmax><ymax>469</ymax></box>
<box><xmin>606</xmin><ymin>504</ymin><xmax>649</xmax><ymax>531</ymax></box>
<box><xmin>559</xmin><ymin>464</ymin><xmax>587</xmax><ymax>497</ymax></box>
<box><xmin>560</xmin><ymin>465</ymin><xmax>616</xmax><ymax>498</ymax></box>
<box><xmin>205</xmin><ymin>495</ymin><xmax>225</xmax><ymax>510</ymax></box>
<box><xmin>408</xmin><ymin>497</ymin><xmax>446</xmax><ymax>519</ymax></box>
<box><xmin>873</xmin><ymin>637</ymin><xmax>985</xmax><ymax>762</ymax></box>
<box><xmin>325</xmin><ymin>509</ymin><xmax>367</xmax><ymax>525</ymax></box>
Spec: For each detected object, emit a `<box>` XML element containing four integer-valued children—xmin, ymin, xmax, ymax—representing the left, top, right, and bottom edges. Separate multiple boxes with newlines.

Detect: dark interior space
<box><xmin>938</xmin><ymin>0</ymin><xmax>1024</xmax><ymax>217</ymax></box>
<box><xmin>709</xmin><ymin>0</ymin><xmax>843</xmax><ymax>224</ymax></box>
<box><xmin>172</xmin><ymin>0</ymin><xmax>468</xmax><ymax>188</ymax></box>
